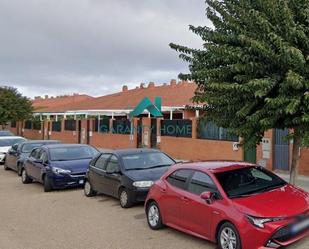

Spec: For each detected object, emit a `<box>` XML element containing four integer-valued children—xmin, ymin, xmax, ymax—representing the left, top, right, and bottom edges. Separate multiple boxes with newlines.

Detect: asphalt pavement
<box><xmin>0</xmin><ymin>167</ymin><xmax>308</xmax><ymax>249</ymax></box>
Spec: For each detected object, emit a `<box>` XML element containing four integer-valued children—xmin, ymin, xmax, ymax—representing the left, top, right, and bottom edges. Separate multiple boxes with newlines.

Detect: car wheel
<box><xmin>217</xmin><ymin>222</ymin><xmax>241</xmax><ymax>249</ymax></box>
<box><xmin>147</xmin><ymin>201</ymin><xmax>164</xmax><ymax>230</ymax></box>
<box><xmin>17</xmin><ymin>163</ymin><xmax>23</xmax><ymax>176</ymax></box>
<box><xmin>84</xmin><ymin>180</ymin><xmax>96</xmax><ymax>197</ymax></box>
<box><xmin>119</xmin><ymin>188</ymin><xmax>133</xmax><ymax>208</ymax></box>
<box><xmin>3</xmin><ymin>160</ymin><xmax>9</xmax><ymax>170</ymax></box>
<box><xmin>21</xmin><ymin>169</ymin><xmax>32</xmax><ymax>184</ymax></box>
<box><xmin>43</xmin><ymin>175</ymin><xmax>53</xmax><ymax>192</ymax></box>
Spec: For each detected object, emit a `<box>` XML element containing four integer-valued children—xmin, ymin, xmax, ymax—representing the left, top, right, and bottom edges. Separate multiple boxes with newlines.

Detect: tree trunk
<box><xmin>290</xmin><ymin>132</ymin><xmax>302</xmax><ymax>185</ymax></box>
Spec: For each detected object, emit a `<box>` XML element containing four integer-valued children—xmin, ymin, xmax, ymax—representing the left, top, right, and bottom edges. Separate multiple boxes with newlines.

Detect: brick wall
<box><xmin>90</xmin><ymin>133</ymin><xmax>136</xmax><ymax>149</ymax></box>
<box><xmin>160</xmin><ymin>136</ymin><xmax>243</xmax><ymax>161</ymax></box>
<box><xmin>23</xmin><ymin>129</ymin><xmax>43</xmax><ymax>140</ymax></box>
<box><xmin>50</xmin><ymin>130</ymin><xmax>78</xmax><ymax>144</ymax></box>
<box><xmin>299</xmin><ymin>148</ymin><xmax>309</xmax><ymax>176</ymax></box>
<box><xmin>7</xmin><ymin>119</ymin><xmax>309</xmax><ymax>176</ymax></box>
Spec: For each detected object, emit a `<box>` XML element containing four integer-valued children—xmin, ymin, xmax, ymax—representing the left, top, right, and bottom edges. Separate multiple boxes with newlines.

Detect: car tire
<box><xmin>21</xmin><ymin>169</ymin><xmax>32</xmax><ymax>184</ymax></box>
<box><xmin>3</xmin><ymin>160</ymin><xmax>9</xmax><ymax>170</ymax></box>
<box><xmin>217</xmin><ymin>222</ymin><xmax>241</xmax><ymax>249</ymax></box>
<box><xmin>119</xmin><ymin>188</ymin><xmax>133</xmax><ymax>208</ymax></box>
<box><xmin>43</xmin><ymin>175</ymin><xmax>53</xmax><ymax>192</ymax></box>
<box><xmin>17</xmin><ymin>163</ymin><xmax>23</xmax><ymax>176</ymax></box>
<box><xmin>146</xmin><ymin>201</ymin><xmax>164</xmax><ymax>230</ymax></box>
<box><xmin>84</xmin><ymin>180</ymin><xmax>96</xmax><ymax>197</ymax></box>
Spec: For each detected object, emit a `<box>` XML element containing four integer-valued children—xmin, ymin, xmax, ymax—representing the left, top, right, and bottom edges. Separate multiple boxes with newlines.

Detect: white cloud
<box><xmin>0</xmin><ymin>0</ymin><xmax>209</xmax><ymax>98</ymax></box>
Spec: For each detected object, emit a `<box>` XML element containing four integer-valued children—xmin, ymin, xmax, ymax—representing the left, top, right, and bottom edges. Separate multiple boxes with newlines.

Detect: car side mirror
<box><xmin>200</xmin><ymin>191</ymin><xmax>214</xmax><ymax>204</ymax></box>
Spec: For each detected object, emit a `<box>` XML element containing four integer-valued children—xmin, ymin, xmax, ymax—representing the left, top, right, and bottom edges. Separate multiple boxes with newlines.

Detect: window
<box><xmin>11</xmin><ymin>121</ymin><xmax>16</xmax><ymax>128</ymax></box>
<box><xmin>188</xmin><ymin>171</ymin><xmax>217</xmax><ymax>195</ymax></box>
<box><xmin>161</xmin><ymin>119</ymin><xmax>192</xmax><ymax>138</ymax></box>
<box><xmin>11</xmin><ymin>143</ymin><xmax>19</xmax><ymax>152</ymax></box>
<box><xmin>122</xmin><ymin>152</ymin><xmax>175</xmax><ymax>170</ymax></box>
<box><xmin>94</xmin><ymin>154</ymin><xmax>111</xmax><ymax>170</ymax></box>
<box><xmin>24</xmin><ymin>120</ymin><xmax>32</xmax><ymax>129</ymax></box>
<box><xmin>166</xmin><ymin>169</ymin><xmax>193</xmax><ymax>190</ymax></box>
<box><xmin>30</xmin><ymin>148</ymin><xmax>41</xmax><ymax>159</ymax></box>
<box><xmin>22</xmin><ymin>143</ymin><xmax>43</xmax><ymax>153</ymax></box>
<box><xmin>106</xmin><ymin>155</ymin><xmax>119</xmax><ymax>173</ymax></box>
<box><xmin>33</xmin><ymin>121</ymin><xmax>41</xmax><ymax>130</ymax></box>
<box><xmin>112</xmin><ymin>119</ymin><xmax>131</xmax><ymax>134</ymax></box>
<box><xmin>0</xmin><ymin>138</ymin><xmax>25</xmax><ymax>147</ymax></box>
<box><xmin>40</xmin><ymin>151</ymin><xmax>48</xmax><ymax>164</ymax></box>
<box><xmin>64</xmin><ymin>120</ymin><xmax>76</xmax><ymax>131</ymax></box>
<box><xmin>49</xmin><ymin>146</ymin><xmax>98</xmax><ymax>161</ymax></box>
<box><xmin>93</xmin><ymin>118</ymin><xmax>110</xmax><ymax>133</ymax></box>
<box><xmin>52</xmin><ymin>121</ymin><xmax>62</xmax><ymax>132</ymax></box>
<box><xmin>215</xmin><ymin>166</ymin><xmax>286</xmax><ymax>198</ymax></box>
<box><xmin>198</xmin><ymin>121</ymin><xmax>238</xmax><ymax>142</ymax></box>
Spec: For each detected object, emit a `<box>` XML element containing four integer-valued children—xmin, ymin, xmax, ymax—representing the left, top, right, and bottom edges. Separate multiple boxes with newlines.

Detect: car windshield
<box><xmin>0</xmin><ymin>131</ymin><xmax>14</xmax><ymax>136</ymax></box>
<box><xmin>22</xmin><ymin>143</ymin><xmax>44</xmax><ymax>153</ymax></box>
<box><xmin>122</xmin><ymin>152</ymin><xmax>175</xmax><ymax>170</ymax></box>
<box><xmin>215</xmin><ymin>166</ymin><xmax>287</xmax><ymax>198</ymax></box>
<box><xmin>0</xmin><ymin>138</ymin><xmax>25</xmax><ymax>147</ymax></box>
<box><xmin>49</xmin><ymin>146</ymin><xmax>98</xmax><ymax>161</ymax></box>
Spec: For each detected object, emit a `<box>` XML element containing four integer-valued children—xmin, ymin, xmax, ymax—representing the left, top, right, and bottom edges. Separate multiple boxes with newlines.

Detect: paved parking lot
<box><xmin>0</xmin><ymin>167</ymin><xmax>308</xmax><ymax>249</ymax></box>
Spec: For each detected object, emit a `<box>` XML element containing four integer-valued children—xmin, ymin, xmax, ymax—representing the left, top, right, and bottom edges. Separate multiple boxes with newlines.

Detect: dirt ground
<box><xmin>0</xmin><ymin>167</ymin><xmax>308</xmax><ymax>249</ymax></box>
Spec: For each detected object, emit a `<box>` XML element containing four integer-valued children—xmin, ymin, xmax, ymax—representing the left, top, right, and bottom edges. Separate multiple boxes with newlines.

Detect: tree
<box><xmin>170</xmin><ymin>0</ymin><xmax>309</xmax><ymax>184</ymax></box>
<box><xmin>0</xmin><ymin>86</ymin><xmax>33</xmax><ymax>129</ymax></box>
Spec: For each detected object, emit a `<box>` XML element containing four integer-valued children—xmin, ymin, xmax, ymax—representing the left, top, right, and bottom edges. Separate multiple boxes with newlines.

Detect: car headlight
<box><xmin>132</xmin><ymin>181</ymin><xmax>154</xmax><ymax>188</ymax></box>
<box><xmin>52</xmin><ymin>167</ymin><xmax>71</xmax><ymax>174</ymax></box>
<box><xmin>247</xmin><ymin>215</ymin><xmax>284</xmax><ymax>228</ymax></box>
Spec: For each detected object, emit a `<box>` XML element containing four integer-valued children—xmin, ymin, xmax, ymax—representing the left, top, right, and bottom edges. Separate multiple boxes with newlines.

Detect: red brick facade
<box><xmin>10</xmin><ymin>118</ymin><xmax>308</xmax><ymax>176</ymax></box>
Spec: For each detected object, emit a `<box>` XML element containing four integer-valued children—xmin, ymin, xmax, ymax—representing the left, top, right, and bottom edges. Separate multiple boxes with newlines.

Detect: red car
<box><xmin>145</xmin><ymin>161</ymin><xmax>309</xmax><ymax>249</ymax></box>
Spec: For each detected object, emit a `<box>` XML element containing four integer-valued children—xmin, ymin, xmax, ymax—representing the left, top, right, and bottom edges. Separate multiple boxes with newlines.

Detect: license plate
<box><xmin>291</xmin><ymin>218</ymin><xmax>309</xmax><ymax>234</ymax></box>
<box><xmin>79</xmin><ymin>179</ymin><xmax>84</xmax><ymax>185</ymax></box>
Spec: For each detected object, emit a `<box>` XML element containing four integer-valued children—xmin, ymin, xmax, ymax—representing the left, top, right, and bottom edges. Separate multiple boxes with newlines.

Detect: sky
<box><xmin>0</xmin><ymin>0</ymin><xmax>209</xmax><ymax>98</ymax></box>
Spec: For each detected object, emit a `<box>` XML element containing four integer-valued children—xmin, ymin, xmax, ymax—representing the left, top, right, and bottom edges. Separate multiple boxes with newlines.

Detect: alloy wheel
<box><xmin>220</xmin><ymin>227</ymin><xmax>237</xmax><ymax>249</ymax></box>
<box><xmin>22</xmin><ymin>170</ymin><xmax>27</xmax><ymax>182</ymax></box>
<box><xmin>148</xmin><ymin>205</ymin><xmax>159</xmax><ymax>227</ymax></box>
<box><xmin>120</xmin><ymin>190</ymin><xmax>128</xmax><ymax>207</ymax></box>
<box><xmin>84</xmin><ymin>181</ymin><xmax>91</xmax><ymax>196</ymax></box>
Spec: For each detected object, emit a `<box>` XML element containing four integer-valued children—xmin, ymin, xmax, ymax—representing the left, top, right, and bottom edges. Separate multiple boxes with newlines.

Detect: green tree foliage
<box><xmin>0</xmin><ymin>86</ymin><xmax>33</xmax><ymax>128</ymax></box>
<box><xmin>170</xmin><ymin>0</ymin><xmax>309</xmax><ymax>183</ymax></box>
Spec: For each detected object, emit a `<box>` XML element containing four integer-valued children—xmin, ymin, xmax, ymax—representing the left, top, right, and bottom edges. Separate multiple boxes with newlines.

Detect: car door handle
<box><xmin>160</xmin><ymin>188</ymin><xmax>166</xmax><ymax>193</ymax></box>
<box><xmin>181</xmin><ymin>196</ymin><xmax>190</xmax><ymax>202</ymax></box>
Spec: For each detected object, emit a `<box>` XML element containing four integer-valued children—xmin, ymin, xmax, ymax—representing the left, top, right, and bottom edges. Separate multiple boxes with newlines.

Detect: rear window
<box><xmin>0</xmin><ymin>131</ymin><xmax>14</xmax><ymax>136</ymax></box>
<box><xmin>0</xmin><ymin>138</ymin><xmax>25</xmax><ymax>147</ymax></box>
<box><xmin>22</xmin><ymin>143</ymin><xmax>44</xmax><ymax>153</ymax></box>
<box><xmin>49</xmin><ymin>146</ymin><xmax>98</xmax><ymax>161</ymax></box>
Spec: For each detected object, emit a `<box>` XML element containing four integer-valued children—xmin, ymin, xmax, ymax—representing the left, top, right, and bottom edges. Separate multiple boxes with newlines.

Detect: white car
<box><xmin>0</xmin><ymin>136</ymin><xmax>26</xmax><ymax>164</ymax></box>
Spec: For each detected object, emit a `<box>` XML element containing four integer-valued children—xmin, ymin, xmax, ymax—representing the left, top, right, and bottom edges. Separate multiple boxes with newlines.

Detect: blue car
<box><xmin>21</xmin><ymin>144</ymin><xmax>99</xmax><ymax>192</ymax></box>
<box><xmin>4</xmin><ymin>140</ymin><xmax>61</xmax><ymax>175</ymax></box>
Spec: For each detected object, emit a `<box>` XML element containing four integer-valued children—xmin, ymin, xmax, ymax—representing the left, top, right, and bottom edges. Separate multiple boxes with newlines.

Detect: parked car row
<box><xmin>1</xmin><ymin>136</ymin><xmax>309</xmax><ymax>249</ymax></box>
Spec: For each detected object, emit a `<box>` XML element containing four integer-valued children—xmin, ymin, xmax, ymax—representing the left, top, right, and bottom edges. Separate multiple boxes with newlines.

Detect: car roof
<box><xmin>110</xmin><ymin>148</ymin><xmax>161</xmax><ymax>156</ymax></box>
<box><xmin>42</xmin><ymin>144</ymin><xmax>92</xmax><ymax>149</ymax></box>
<box><xmin>20</xmin><ymin>140</ymin><xmax>60</xmax><ymax>145</ymax></box>
<box><xmin>0</xmin><ymin>136</ymin><xmax>25</xmax><ymax>140</ymax></box>
<box><xmin>173</xmin><ymin>161</ymin><xmax>256</xmax><ymax>174</ymax></box>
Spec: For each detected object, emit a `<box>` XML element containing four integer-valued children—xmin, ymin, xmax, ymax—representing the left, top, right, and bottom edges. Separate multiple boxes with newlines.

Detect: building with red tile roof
<box><xmin>33</xmin><ymin>94</ymin><xmax>94</xmax><ymax>113</ymax></box>
<box><xmin>32</xmin><ymin>80</ymin><xmax>198</xmax><ymax>119</ymax></box>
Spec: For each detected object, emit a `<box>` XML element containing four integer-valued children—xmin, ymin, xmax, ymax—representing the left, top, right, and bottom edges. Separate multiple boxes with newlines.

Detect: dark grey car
<box><xmin>4</xmin><ymin>140</ymin><xmax>61</xmax><ymax>175</ymax></box>
<box><xmin>84</xmin><ymin>149</ymin><xmax>175</xmax><ymax>208</ymax></box>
